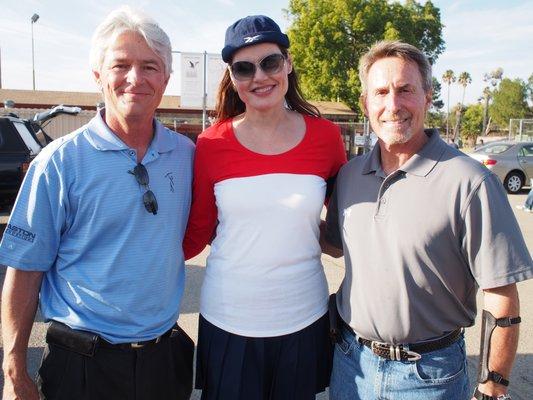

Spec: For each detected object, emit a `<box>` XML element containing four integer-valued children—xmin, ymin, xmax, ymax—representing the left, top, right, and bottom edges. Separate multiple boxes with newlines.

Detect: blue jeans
<box><xmin>330</xmin><ymin>325</ymin><xmax>469</xmax><ymax>400</ymax></box>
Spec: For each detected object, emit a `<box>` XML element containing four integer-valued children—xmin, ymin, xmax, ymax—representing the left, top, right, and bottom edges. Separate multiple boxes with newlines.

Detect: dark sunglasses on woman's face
<box><xmin>128</xmin><ymin>163</ymin><xmax>158</xmax><ymax>215</ymax></box>
<box><xmin>230</xmin><ymin>53</ymin><xmax>286</xmax><ymax>81</ymax></box>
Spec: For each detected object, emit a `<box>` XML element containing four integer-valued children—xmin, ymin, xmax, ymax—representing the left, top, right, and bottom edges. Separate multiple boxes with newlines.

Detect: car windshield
<box><xmin>476</xmin><ymin>143</ymin><xmax>513</xmax><ymax>155</ymax></box>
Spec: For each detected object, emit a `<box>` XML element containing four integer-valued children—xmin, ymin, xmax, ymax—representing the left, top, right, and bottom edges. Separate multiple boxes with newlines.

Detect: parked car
<box><xmin>469</xmin><ymin>141</ymin><xmax>533</xmax><ymax>193</ymax></box>
<box><xmin>0</xmin><ymin>105</ymin><xmax>80</xmax><ymax>209</ymax></box>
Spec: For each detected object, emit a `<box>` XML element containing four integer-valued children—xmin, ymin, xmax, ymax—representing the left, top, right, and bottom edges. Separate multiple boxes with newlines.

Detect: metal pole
<box><xmin>31</xmin><ymin>21</ymin><xmax>35</xmax><ymax>90</ymax></box>
<box><xmin>31</xmin><ymin>14</ymin><xmax>39</xmax><ymax>90</ymax></box>
<box><xmin>363</xmin><ymin>116</ymin><xmax>370</xmax><ymax>154</ymax></box>
<box><xmin>446</xmin><ymin>85</ymin><xmax>450</xmax><ymax>142</ymax></box>
<box><xmin>482</xmin><ymin>97</ymin><xmax>487</xmax><ymax>135</ymax></box>
<box><xmin>202</xmin><ymin>51</ymin><xmax>207</xmax><ymax>131</ymax></box>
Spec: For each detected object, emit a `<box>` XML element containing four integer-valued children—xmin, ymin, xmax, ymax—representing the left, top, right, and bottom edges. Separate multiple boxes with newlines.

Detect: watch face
<box><xmin>497</xmin><ymin>395</ymin><xmax>511</xmax><ymax>400</ymax></box>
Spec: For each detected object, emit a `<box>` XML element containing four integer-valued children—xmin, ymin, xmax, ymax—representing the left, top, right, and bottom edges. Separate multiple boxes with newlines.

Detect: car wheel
<box><xmin>503</xmin><ymin>171</ymin><xmax>524</xmax><ymax>194</ymax></box>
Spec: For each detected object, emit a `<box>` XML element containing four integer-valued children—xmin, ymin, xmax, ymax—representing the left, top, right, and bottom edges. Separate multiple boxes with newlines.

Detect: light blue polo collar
<box><xmin>84</xmin><ymin>109</ymin><xmax>178</xmax><ymax>154</ymax></box>
<box><xmin>362</xmin><ymin>129</ymin><xmax>445</xmax><ymax>178</ymax></box>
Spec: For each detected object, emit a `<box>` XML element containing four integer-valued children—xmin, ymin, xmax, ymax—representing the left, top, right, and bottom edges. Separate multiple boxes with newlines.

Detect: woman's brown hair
<box><xmin>214</xmin><ymin>48</ymin><xmax>321</xmax><ymax>121</ymax></box>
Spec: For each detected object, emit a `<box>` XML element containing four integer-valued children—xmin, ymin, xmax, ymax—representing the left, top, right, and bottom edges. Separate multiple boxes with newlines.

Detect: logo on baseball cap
<box><xmin>222</xmin><ymin>15</ymin><xmax>290</xmax><ymax>63</ymax></box>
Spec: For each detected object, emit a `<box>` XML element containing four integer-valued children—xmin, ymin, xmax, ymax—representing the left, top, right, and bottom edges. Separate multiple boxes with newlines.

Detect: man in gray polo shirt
<box><xmin>325</xmin><ymin>41</ymin><xmax>532</xmax><ymax>400</ymax></box>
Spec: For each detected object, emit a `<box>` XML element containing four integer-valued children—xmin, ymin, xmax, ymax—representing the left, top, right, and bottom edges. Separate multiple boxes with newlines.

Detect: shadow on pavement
<box><xmin>467</xmin><ymin>354</ymin><xmax>533</xmax><ymax>400</ymax></box>
<box><xmin>180</xmin><ymin>264</ymin><xmax>205</xmax><ymax>315</ymax></box>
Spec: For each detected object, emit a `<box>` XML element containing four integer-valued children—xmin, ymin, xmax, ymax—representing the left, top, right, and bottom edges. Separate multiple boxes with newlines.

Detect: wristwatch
<box><xmin>473</xmin><ymin>388</ymin><xmax>512</xmax><ymax>399</ymax></box>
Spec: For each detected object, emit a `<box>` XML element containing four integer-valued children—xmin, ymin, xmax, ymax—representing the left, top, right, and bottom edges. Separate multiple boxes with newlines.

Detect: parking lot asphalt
<box><xmin>0</xmin><ymin>192</ymin><xmax>532</xmax><ymax>399</ymax></box>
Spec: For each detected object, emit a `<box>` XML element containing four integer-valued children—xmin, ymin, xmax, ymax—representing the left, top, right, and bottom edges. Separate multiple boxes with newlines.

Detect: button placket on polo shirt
<box><xmin>374</xmin><ymin>182</ymin><xmax>389</xmax><ymax>219</ymax></box>
<box><xmin>374</xmin><ymin>172</ymin><xmax>402</xmax><ymax>219</ymax></box>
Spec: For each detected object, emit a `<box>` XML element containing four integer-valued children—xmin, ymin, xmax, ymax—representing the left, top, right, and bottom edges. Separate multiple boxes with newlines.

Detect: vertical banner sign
<box><xmin>207</xmin><ymin>54</ymin><xmax>226</xmax><ymax>108</ymax></box>
<box><xmin>180</xmin><ymin>52</ymin><xmax>204</xmax><ymax>108</ymax></box>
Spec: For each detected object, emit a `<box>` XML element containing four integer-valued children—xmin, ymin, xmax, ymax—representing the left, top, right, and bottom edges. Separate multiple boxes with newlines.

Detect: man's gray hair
<box><xmin>90</xmin><ymin>6</ymin><xmax>172</xmax><ymax>77</ymax></box>
<box><xmin>359</xmin><ymin>40</ymin><xmax>432</xmax><ymax>96</ymax></box>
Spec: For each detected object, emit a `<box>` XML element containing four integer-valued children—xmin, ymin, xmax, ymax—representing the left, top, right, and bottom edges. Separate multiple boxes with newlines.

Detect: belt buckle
<box><xmin>130</xmin><ymin>336</ymin><xmax>161</xmax><ymax>349</ymax></box>
<box><xmin>370</xmin><ymin>341</ymin><xmax>421</xmax><ymax>361</ymax></box>
<box><xmin>404</xmin><ymin>348</ymin><xmax>422</xmax><ymax>362</ymax></box>
<box><xmin>370</xmin><ymin>340</ymin><xmax>391</xmax><ymax>358</ymax></box>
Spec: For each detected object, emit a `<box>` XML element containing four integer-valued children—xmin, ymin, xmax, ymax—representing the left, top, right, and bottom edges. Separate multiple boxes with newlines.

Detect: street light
<box><xmin>31</xmin><ymin>13</ymin><xmax>39</xmax><ymax>90</ymax></box>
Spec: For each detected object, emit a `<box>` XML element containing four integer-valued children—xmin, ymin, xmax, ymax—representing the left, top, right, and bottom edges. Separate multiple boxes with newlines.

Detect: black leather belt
<box><xmin>341</xmin><ymin>320</ymin><xmax>463</xmax><ymax>362</ymax></box>
<box><xmin>99</xmin><ymin>326</ymin><xmax>174</xmax><ymax>350</ymax></box>
<box><xmin>46</xmin><ymin>320</ymin><xmax>175</xmax><ymax>355</ymax></box>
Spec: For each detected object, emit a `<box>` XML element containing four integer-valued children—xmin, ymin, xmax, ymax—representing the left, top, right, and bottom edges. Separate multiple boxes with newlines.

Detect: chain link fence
<box><xmin>509</xmin><ymin>119</ymin><xmax>533</xmax><ymax>142</ymax></box>
<box><xmin>335</xmin><ymin>120</ymin><xmax>375</xmax><ymax>158</ymax></box>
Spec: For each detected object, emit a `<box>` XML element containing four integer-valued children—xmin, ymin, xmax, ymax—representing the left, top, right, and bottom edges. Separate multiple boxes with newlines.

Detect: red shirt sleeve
<box><xmin>182</xmin><ymin>135</ymin><xmax>218</xmax><ymax>260</ymax></box>
<box><xmin>325</xmin><ymin>121</ymin><xmax>347</xmax><ymax>205</ymax></box>
<box><xmin>331</xmin><ymin>123</ymin><xmax>348</xmax><ymax>177</ymax></box>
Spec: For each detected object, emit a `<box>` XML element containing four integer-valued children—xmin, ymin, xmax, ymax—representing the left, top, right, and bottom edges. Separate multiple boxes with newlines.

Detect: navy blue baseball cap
<box><xmin>221</xmin><ymin>15</ymin><xmax>290</xmax><ymax>63</ymax></box>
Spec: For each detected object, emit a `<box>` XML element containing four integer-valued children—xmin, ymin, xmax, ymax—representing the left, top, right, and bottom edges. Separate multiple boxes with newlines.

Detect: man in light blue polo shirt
<box><xmin>1</xmin><ymin>7</ymin><xmax>194</xmax><ymax>400</ymax></box>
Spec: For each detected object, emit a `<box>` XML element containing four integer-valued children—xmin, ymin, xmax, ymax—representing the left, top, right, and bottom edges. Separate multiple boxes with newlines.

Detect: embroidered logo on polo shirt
<box><xmin>5</xmin><ymin>224</ymin><xmax>36</xmax><ymax>243</ymax></box>
<box><xmin>165</xmin><ymin>172</ymin><xmax>175</xmax><ymax>193</ymax></box>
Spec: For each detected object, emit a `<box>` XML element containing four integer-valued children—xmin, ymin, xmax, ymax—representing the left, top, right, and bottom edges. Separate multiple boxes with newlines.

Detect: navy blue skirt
<box><xmin>195</xmin><ymin>313</ymin><xmax>333</xmax><ymax>400</ymax></box>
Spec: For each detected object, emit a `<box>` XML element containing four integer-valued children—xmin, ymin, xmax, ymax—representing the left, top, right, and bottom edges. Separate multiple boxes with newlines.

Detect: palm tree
<box><xmin>454</xmin><ymin>72</ymin><xmax>472</xmax><ymax>140</ymax></box>
<box><xmin>458</xmin><ymin>72</ymin><xmax>472</xmax><ymax>107</ymax></box>
<box><xmin>442</xmin><ymin>70</ymin><xmax>456</xmax><ymax>142</ymax></box>
<box><xmin>481</xmin><ymin>87</ymin><xmax>492</xmax><ymax>135</ymax></box>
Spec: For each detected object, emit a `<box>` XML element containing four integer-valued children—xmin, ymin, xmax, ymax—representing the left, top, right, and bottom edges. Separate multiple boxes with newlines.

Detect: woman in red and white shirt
<box><xmin>183</xmin><ymin>15</ymin><xmax>346</xmax><ymax>400</ymax></box>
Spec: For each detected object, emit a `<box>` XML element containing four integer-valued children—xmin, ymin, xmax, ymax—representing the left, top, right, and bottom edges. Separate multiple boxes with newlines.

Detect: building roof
<box><xmin>311</xmin><ymin>100</ymin><xmax>356</xmax><ymax>116</ymax></box>
<box><xmin>0</xmin><ymin>89</ymin><xmax>356</xmax><ymax>117</ymax></box>
<box><xmin>0</xmin><ymin>88</ymin><xmax>181</xmax><ymax>110</ymax></box>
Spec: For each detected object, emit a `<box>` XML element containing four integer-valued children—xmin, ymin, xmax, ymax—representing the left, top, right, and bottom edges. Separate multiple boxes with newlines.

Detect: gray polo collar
<box><xmin>362</xmin><ymin>129</ymin><xmax>445</xmax><ymax>178</ymax></box>
<box><xmin>85</xmin><ymin>109</ymin><xmax>177</xmax><ymax>154</ymax></box>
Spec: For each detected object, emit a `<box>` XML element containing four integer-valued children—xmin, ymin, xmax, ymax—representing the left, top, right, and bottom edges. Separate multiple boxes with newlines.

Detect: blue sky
<box><xmin>0</xmin><ymin>0</ymin><xmax>531</xmax><ymax>110</ymax></box>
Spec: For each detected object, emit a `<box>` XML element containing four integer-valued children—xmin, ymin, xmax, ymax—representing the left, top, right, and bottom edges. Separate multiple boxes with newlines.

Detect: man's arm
<box><xmin>322</xmin><ymin>180</ymin><xmax>344</xmax><ymax>259</ymax></box>
<box><xmin>2</xmin><ymin>267</ymin><xmax>43</xmax><ymax>400</ymax></box>
<box><xmin>476</xmin><ymin>283</ymin><xmax>520</xmax><ymax>398</ymax></box>
<box><xmin>319</xmin><ymin>220</ymin><xmax>343</xmax><ymax>258</ymax></box>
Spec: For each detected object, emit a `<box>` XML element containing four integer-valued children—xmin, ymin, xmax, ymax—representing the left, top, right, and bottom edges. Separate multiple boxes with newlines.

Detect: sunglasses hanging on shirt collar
<box><xmin>128</xmin><ymin>163</ymin><xmax>158</xmax><ymax>215</ymax></box>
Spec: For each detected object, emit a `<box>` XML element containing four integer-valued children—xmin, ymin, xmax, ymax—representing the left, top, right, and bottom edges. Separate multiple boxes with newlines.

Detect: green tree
<box><xmin>481</xmin><ymin>68</ymin><xmax>503</xmax><ymax>133</ymax></box>
<box><xmin>461</xmin><ymin>104</ymin><xmax>484</xmax><ymax>146</ymax></box>
<box><xmin>431</xmin><ymin>77</ymin><xmax>444</xmax><ymax>110</ymax></box>
<box><xmin>527</xmin><ymin>73</ymin><xmax>533</xmax><ymax>103</ymax></box>
<box><xmin>426</xmin><ymin>77</ymin><xmax>444</xmax><ymax>129</ymax></box>
<box><xmin>489</xmin><ymin>78</ymin><xmax>529</xmax><ymax>127</ymax></box>
<box><xmin>286</xmin><ymin>0</ymin><xmax>444</xmax><ymax>114</ymax></box>
<box><xmin>441</xmin><ymin>69</ymin><xmax>455</xmax><ymax>140</ymax></box>
<box><xmin>425</xmin><ymin>110</ymin><xmax>444</xmax><ymax>129</ymax></box>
